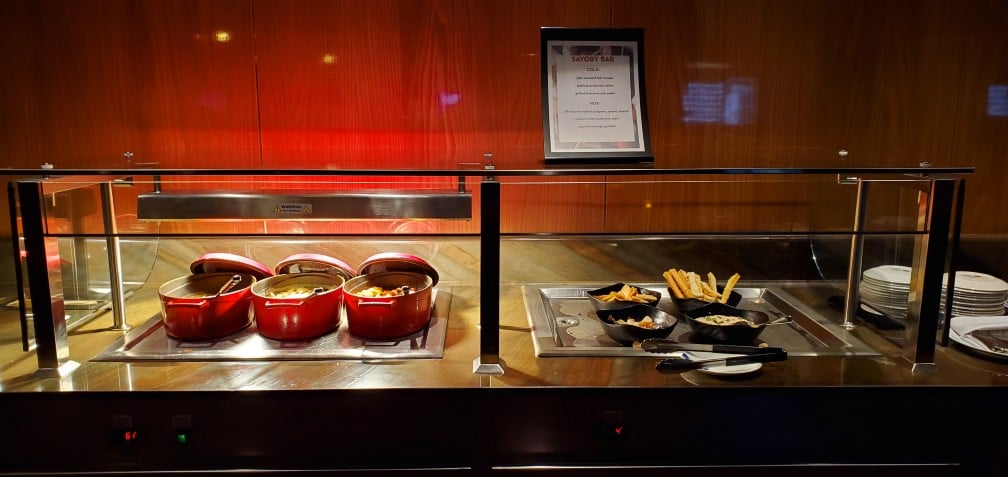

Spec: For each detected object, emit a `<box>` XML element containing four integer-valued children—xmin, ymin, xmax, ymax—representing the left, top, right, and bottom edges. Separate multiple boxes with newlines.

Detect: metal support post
<box><xmin>17</xmin><ymin>180</ymin><xmax>78</xmax><ymax>377</ymax></box>
<box><xmin>100</xmin><ymin>181</ymin><xmax>129</xmax><ymax>331</ymax></box>
<box><xmin>842</xmin><ymin>179</ymin><xmax>868</xmax><ymax>330</ymax></box>
<box><xmin>905</xmin><ymin>178</ymin><xmax>956</xmax><ymax>370</ymax></box>
<box><xmin>474</xmin><ymin>177</ymin><xmax>505</xmax><ymax>375</ymax></box>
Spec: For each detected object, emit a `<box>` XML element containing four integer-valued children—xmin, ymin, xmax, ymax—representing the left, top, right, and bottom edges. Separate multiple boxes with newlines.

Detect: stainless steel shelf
<box><xmin>523</xmin><ymin>282</ymin><xmax>880</xmax><ymax>358</ymax></box>
<box><xmin>137</xmin><ymin>190</ymin><xmax>473</xmax><ymax>220</ymax></box>
<box><xmin>94</xmin><ymin>289</ymin><xmax>453</xmax><ymax>361</ymax></box>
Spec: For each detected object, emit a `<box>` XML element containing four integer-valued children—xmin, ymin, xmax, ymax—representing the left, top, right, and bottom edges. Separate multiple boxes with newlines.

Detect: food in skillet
<box><xmin>357</xmin><ymin>285</ymin><xmax>416</xmax><ymax>297</ymax></box>
<box><xmin>663</xmin><ymin>268</ymin><xmax>741</xmax><ymax>303</ymax></box>
<box><xmin>613</xmin><ymin>316</ymin><xmax>656</xmax><ymax>329</ymax></box>
<box><xmin>695</xmin><ymin>314</ymin><xmax>760</xmax><ymax>328</ymax></box>
<box><xmin>593</xmin><ymin>284</ymin><xmax>658</xmax><ymax>304</ymax></box>
<box><xmin>266</xmin><ymin>285</ymin><xmax>333</xmax><ymax>299</ymax></box>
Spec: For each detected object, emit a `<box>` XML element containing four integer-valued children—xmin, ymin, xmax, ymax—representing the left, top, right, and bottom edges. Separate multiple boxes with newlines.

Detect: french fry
<box><xmin>687</xmin><ymin>272</ymin><xmax>703</xmax><ymax>297</ymax></box>
<box><xmin>700</xmin><ymin>281</ymin><xmax>719</xmax><ymax>299</ymax></box>
<box><xmin>626</xmin><ymin>285</ymin><xmax>657</xmax><ymax>303</ymax></box>
<box><xmin>719</xmin><ymin>273</ymin><xmax>741</xmax><ymax>303</ymax></box>
<box><xmin>595</xmin><ymin>284</ymin><xmax>657</xmax><ymax>303</ymax></box>
<box><xmin>662</xmin><ymin>267</ymin><xmax>742</xmax><ymax>303</ymax></box>
<box><xmin>670</xmin><ymin>269</ymin><xmax>691</xmax><ymax>299</ymax></box>
<box><xmin>663</xmin><ymin>270</ymin><xmax>685</xmax><ymax>298</ymax></box>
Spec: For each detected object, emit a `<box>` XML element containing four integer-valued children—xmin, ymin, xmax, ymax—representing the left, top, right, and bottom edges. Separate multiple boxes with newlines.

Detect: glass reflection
<box><xmin>439</xmin><ymin>90</ymin><xmax>461</xmax><ymax>110</ymax></box>
<box><xmin>988</xmin><ymin>85</ymin><xmax>1007</xmax><ymax>117</ymax></box>
<box><xmin>682</xmin><ymin>77</ymin><xmax>755</xmax><ymax>125</ymax></box>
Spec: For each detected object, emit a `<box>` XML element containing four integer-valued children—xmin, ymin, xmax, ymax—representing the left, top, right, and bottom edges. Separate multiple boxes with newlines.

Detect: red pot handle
<box><xmin>264</xmin><ymin>299</ymin><xmax>307</xmax><ymax>308</ymax></box>
<box><xmin>358</xmin><ymin>299</ymin><xmax>395</xmax><ymax>307</ymax></box>
<box><xmin>166</xmin><ymin>299</ymin><xmax>209</xmax><ymax>308</ymax></box>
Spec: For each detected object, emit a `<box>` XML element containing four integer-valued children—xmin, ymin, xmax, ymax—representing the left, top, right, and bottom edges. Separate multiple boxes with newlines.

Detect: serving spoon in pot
<box><xmin>212</xmin><ymin>274</ymin><xmax>243</xmax><ymax>298</ymax></box>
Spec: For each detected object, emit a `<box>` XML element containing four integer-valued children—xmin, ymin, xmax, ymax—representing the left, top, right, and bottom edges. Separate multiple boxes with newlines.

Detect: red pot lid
<box><xmin>275</xmin><ymin>253</ymin><xmax>357</xmax><ymax>281</ymax></box>
<box><xmin>358</xmin><ymin>252</ymin><xmax>439</xmax><ymax>286</ymax></box>
<box><xmin>190</xmin><ymin>252</ymin><xmax>273</xmax><ymax>279</ymax></box>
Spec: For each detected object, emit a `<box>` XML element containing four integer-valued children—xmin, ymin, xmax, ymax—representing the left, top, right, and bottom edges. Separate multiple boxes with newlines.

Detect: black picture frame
<box><xmin>540</xmin><ymin>27</ymin><xmax>652</xmax><ymax>167</ymax></box>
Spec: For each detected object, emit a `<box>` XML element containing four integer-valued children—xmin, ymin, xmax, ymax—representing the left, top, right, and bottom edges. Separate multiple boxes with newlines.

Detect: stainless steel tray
<box><xmin>522</xmin><ymin>283</ymin><xmax>879</xmax><ymax>358</ymax></box>
<box><xmin>93</xmin><ymin>289</ymin><xmax>452</xmax><ymax>361</ymax></box>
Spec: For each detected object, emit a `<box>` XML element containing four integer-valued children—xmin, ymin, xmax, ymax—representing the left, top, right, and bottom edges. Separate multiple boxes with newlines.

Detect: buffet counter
<box><xmin>1</xmin><ymin>237</ymin><xmax>1006</xmax><ymax>476</ymax></box>
<box><xmin>2</xmin><ymin>237</ymin><xmax>1005</xmax><ymax>392</ymax></box>
<box><xmin>2</xmin><ymin>168</ymin><xmax>1006</xmax><ymax>475</ymax></box>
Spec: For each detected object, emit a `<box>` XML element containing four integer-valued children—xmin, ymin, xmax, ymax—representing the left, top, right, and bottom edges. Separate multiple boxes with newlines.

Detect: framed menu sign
<box><xmin>541</xmin><ymin>27</ymin><xmax>652</xmax><ymax>166</ymax></box>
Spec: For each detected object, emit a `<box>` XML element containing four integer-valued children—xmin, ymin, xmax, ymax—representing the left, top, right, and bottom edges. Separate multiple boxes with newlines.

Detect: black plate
<box><xmin>596</xmin><ymin>304</ymin><xmax>678</xmax><ymax>345</ymax></box>
<box><xmin>668</xmin><ymin>289</ymin><xmax>742</xmax><ymax>317</ymax></box>
<box><xmin>587</xmin><ymin>283</ymin><xmax>661</xmax><ymax>311</ymax></box>
<box><xmin>683</xmin><ymin>302</ymin><xmax>771</xmax><ymax>345</ymax></box>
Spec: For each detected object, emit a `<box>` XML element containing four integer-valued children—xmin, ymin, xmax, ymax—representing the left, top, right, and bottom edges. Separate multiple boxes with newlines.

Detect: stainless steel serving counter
<box><xmin>2</xmin><ymin>237</ymin><xmax>1006</xmax><ymax>390</ymax></box>
<box><xmin>1</xmin><ymin>238</ymin><xmax>1007</xmax><ymax>475</ymax></box>
<box><xmin>522</xmin><ymin>282</ymin><xmax>879</xmax><ymax>358</ymax></box>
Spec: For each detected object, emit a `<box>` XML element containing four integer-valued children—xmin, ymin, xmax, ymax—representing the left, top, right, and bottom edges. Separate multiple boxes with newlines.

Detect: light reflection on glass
<box><xmin>214</xmin><ymin>31</ymin><xmax>231</xmax><ymax>43</ymax></box>
<box><xmin>439</xmin><ymin>90</ymin><xmax>461</xmax><ymax>109</ymax></box>
<box><xmin>988</xmin><ymin>85</ymin><xmax>1008</xmax><ymax>117</ymax></box>
<box><xmin>682</xmin><ymin>78</ymin><xmax>755</xmax><ymax>125</ymax></box>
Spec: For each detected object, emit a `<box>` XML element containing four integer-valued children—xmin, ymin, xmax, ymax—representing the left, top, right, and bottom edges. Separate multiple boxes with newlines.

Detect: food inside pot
<box><xmin>357</xmin><ymin>285</ymin><xmax>415</xmax><ymax>297</ymax></box>
<box><xmin>696</xmin><ymin>314</ymin><xmax>759</xmax><ymax>327</ymax></box>
<box><xmin>266</xmin><ymin>285</ymin><xmax>333</xmax><ymax>298</ymax></box>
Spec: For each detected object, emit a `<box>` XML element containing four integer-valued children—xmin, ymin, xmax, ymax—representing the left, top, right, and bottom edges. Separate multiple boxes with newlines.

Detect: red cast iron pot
<box><xmin>158</xmin><ymin>272</ymin><xmax>257</xmax><ymax>340</ymax></box>
<box><xmin>251</xmin><ymin>272</ymin><xmax>346</xmax><ymax>341</ymax></box>
<box><xmin>357</xmin><ymin>252</ymin><xmax>439</xmax><ymax>284</ymax></box>
<box><xmin>343</xmin><ymin>271</ymin><xmax>433</xmax><ymax>340</ymax></box>
<box><xmin>191</xmin><ymin>252</ymin><xmax>274</xmax><ymax>277</ymax></box>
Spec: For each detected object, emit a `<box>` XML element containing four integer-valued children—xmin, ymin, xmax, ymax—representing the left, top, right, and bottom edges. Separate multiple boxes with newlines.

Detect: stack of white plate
<box><xmin>941</xmin><ymin>271</ymin><xmax>1008</xmax><ymax>317</ymax></box>
<box><xmin>860</xmin><ymin>265</ymin><xmax>912</xmax><ymax>320</ymax></box>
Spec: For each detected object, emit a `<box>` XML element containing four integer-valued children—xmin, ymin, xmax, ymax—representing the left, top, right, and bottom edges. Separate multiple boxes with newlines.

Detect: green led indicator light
<box><xmin>176</xmin><ymin>433</ymin><xmax>188</xmax><ymax>444</ymax></box>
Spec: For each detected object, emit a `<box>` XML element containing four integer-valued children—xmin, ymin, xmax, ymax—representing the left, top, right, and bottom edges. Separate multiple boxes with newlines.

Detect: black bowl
<box><xmin>668</xmin><ymin>288</ymin><xmax>742</xmax><ymax>317</ymax></box>
<box><xmin>683</xmin><ymin>302</ymin><xmax>771</xmax><ymax>344</ymax></box>
<box><xmin>597</xmin><ymin>304</ymin><xmax>678</xmax><ymax>345</ymax></box>
<box><xmin>587</xmin><ymin>283</ymin><xmax>662</xmax><ymax>311</ymax></box>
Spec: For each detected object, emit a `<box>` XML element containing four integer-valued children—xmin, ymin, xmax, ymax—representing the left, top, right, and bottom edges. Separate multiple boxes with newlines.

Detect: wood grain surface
<box><xmin>0</xmin><ymin>0</ymin><xmax>1004</xmax><ymax>233</ymax></box>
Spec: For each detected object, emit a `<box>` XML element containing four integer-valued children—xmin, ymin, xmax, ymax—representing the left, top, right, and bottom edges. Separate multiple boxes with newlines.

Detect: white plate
<box><xmin>941</xmin><ymin>294</ymin><xmax>1005</xmax><ymax>305</ymax></box>
<box><xmin>944</xmin><ymin>271</ymin><xmax>1008</xmax><ymax>293</ymax></box>
<box><xmin>949</xmin><ymin>315</ymin><xmax>1008</xmax><ymax>350</ymax></box>
<box><xmin>863</xmin><ymin>265</ymin><xmax>913</xmax><ymax>285</ymax></box>
<box><xmin>861</xmin><ymin>278</ymin><xmax>910</xmax><ymax>292</ymax></box>
<box><xmin>679</xmin><ymin>351</ymin><xmax>765</xmax><ymax>376</ymax></box>
<box><xmin>860</xmin><ymin>291</ymin><xmax>907</xmax><ymax>306</ymax></box>
<box><xmin>700</xmin><ymin>362</ymin><xmax>763</xmax><ymax>375</ymax></box>
<box><xmin>949</xmin><ymin>328</ymin><xmax>1008</xmax><ymax>361</ymax></box>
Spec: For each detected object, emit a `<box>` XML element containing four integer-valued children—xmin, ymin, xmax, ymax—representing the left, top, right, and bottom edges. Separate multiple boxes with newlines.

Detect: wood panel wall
<box><xmin>1</xmin><ymin>0</ymin><xmax>1005</xmax><ymax>235</ymax></box>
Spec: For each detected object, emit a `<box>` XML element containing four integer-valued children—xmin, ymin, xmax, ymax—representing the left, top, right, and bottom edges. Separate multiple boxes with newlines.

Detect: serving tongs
<box><xmin>640</xmin><ymin>339</ymin><xmax>784</xmax><ymax>356</ymax></box>
<box><xmin>655</xmin><ymin>350</ymin><xmax>788</xmax><ymax>373</ymax></box>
